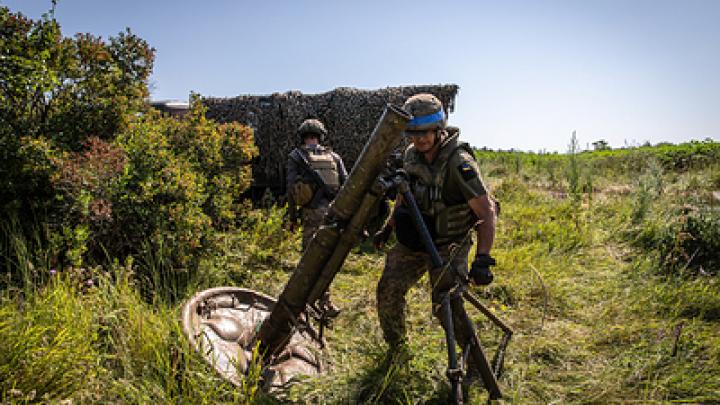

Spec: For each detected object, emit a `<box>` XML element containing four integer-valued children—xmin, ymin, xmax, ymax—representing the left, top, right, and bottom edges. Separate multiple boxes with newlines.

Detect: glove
<box><xmin>470</xmin><ymin>254</ymin><xmax>496</xmax><ymax>286</ymax></box>
<box><xmin>373</xmin><ymin>226</ymin><xmax>392</xmax><ymax>250</ymax></box>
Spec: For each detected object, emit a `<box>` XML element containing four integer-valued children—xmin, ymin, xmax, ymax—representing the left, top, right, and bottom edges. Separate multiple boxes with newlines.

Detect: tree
<box><xmin>592</xmin><ymin>139</ymin><xmax>610</xmax><ymax>151</ymax></box>
<box><xmin>0</xmin><ymin>6</ymin><xmax>155</xmax><ymax>213</ymax></box>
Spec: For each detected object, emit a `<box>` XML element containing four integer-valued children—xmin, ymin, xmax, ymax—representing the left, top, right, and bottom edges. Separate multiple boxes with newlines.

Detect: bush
<box><xmin>656</xmin><ymin>208</ymin><xmax>720</xmax><ymax>276</ymax></box>
<box><xmin>236</xmin><ymin>204</ymin><xmax>298</xmax><ymax>266</ymax></box>
<box><xmin>633</xmin><ymin>206</ymin><xmax>720</xmax><ymax>277</ymax></box>
<box><xmin>0</xmin><ymin>7</ymin><xmax>257</xmax><ymax>290</ymax></box>
<box><xmin>0</xmin><ymin>6</ymin><xmax>154</xmax><ymax>216</ymax></box>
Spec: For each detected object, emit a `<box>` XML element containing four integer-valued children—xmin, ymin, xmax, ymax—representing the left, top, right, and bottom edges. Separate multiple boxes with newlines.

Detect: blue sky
<box><xmin>4</xmin><ymin>0</ymin><xmax>719</xmax><ymax>151</ymax></box>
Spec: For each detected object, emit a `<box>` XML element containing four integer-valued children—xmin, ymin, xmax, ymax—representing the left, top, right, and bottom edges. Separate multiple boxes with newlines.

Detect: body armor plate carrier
<box><xmin>404</xmin><ymin>134</ymin><xmax>477</xmax><ymax>246</ymax></box>
<box><xmin>305</xmin><ymin>148</ymin><xmax>341</xmax><ymax>192</ymax></box>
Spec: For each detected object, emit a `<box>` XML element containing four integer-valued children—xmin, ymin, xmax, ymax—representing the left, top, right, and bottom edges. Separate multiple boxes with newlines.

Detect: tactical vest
<box><xmin>404</xmin><ymin>134</ymin><xmax>477</xmax><ymax>246</ymax></box>
<box><xmin>304</xmin><ymin>146</ymin><xmax>341</xmax><ymax>192</ymax></box>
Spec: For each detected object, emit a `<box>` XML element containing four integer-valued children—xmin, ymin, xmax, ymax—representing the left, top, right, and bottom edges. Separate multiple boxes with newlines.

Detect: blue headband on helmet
<box><xmin>407</xmin><ymin>109</ymin><xmax>445</xmax><ymax>127</ymax></box>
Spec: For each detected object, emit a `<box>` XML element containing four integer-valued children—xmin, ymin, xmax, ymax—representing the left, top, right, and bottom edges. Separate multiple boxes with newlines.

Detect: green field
<box><xmin>2</xmin><ymin>7</ymin><xmax>719</xmax><ymax>403</ymax></box>
<box><xmin>2</xmin><ymin>141</ymin><xmax>719</xmax><ymax>404</ymax></box>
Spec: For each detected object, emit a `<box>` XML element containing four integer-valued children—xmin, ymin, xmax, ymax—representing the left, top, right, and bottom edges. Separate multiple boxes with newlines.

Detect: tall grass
<box><xmin>0</xmin><ymin>277</ymin><xmax>98</xmax><ymax>402</ymax></box>
<box><xmin>1</xmin><ymin>142</ymin><xmax>719</xmax><ymax>403</ymax></box>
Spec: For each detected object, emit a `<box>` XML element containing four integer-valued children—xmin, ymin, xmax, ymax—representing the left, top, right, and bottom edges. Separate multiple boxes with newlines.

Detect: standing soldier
<box><xmin>286</xmin><ymin>118</ymin><xmax>347</xmax><ymax>315</ymax></box>
<box><xmin>374</xmin><ymin>94</ymin><xmax>498</xmax><ymax>372</ymax></box>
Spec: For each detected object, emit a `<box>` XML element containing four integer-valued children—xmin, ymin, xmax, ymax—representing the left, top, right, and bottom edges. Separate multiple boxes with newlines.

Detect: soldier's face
<box><xmin>303</xmin><ymin>135</ymin><xmax>319</xmax><ymax>146</ymax></box>
<box><xmin>408</xmin><ymin>130</ymin><xmax>436</xmax><ymax>153</ymax></box>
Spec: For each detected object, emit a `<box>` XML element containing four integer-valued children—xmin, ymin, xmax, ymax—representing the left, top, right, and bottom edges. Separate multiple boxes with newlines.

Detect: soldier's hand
<box><xmin>470</xmin><ymin>254</ymin><xmax>496</xmax><ymax>286</ymax></box>
<box><xmin>373</xmin><ymin>226</ymin><xmax>393</xmax><ymax>250</ymax></box>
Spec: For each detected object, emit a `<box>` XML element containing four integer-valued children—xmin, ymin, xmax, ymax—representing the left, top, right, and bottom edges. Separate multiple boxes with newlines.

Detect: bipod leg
<box><xmin>454</xmin><ymin>304</ymin><xmax>502</xmax><ymax>400</ymax></box>
<box><xmin>463</xmin><ymin>291</ymin><xmax>513</xmax><ymax>380</ymax></box>
<box><xmin>492</xmin><ymin>332</ymin><xmax>511</xmax><ymax>378</ymax></box>
<box><xmin>440</xmin><ymin>292</ymin><xmax>464</xmax><ymax>405</ymax></box>
<box><xmin>306</xmin><ymin>304</ymin><xmax>331</xmax><ymax>349</ymax></box>
<box><xmin>399</xmin><ymin>182</ymin><xmax>504</xmax><ymax>400</ymax></box>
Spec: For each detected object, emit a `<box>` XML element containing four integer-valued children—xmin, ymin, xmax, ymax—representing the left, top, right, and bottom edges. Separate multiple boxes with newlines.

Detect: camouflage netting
<box><xmin>202</xmin><ymin>84</ymin><xmax>459</xmax><ymax>199</ymax></box>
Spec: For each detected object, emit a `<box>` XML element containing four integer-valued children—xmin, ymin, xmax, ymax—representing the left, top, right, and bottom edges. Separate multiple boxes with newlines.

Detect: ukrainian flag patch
<box><xmin>457</xmin><ymin>162</ymin><xmax>476</xmax><ymax>181</ymax></box>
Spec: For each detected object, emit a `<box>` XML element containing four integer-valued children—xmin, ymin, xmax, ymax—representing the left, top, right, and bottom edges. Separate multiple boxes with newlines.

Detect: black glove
<box><xmin>470</xmin><ymin>254</ymin><xmax>496</xmax><ymax>286</ymax></box>
<box><xmin>373</xmin><ymin>226</ymin><xmax>392</xmax><ymax>250</ymax></box>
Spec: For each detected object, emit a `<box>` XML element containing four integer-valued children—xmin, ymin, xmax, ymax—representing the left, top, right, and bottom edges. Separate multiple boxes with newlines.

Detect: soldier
<box><xmin>286</xmin><ymin>118</ymin><xmax>347</xmax><ymax>315</ymax></box>
<box><xmin>374</xmin><ymin>94</ymin><xmax>498</xmax><ymax>368</ymax></box>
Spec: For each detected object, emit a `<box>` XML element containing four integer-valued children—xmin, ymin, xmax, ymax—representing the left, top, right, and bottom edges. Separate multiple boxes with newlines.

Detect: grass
<box><xmin>1</xmin><ymin>142</ymin><xmax>719</xmax><ymax>403</ymax></box>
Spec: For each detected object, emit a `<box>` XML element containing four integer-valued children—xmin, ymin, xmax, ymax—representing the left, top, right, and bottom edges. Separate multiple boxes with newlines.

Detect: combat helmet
<box><xmin>402</xmin><ymin>93</ymin><xmax>447</xmax><ymax>133</ymax></box>
<box><xmin>297</xmin><ymin>118</ymin><xmax>327</xmax><ymax>142</ymax></box>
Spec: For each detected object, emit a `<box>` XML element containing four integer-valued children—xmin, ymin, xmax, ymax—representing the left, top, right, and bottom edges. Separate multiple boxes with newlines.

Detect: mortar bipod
<box><xmin>395</xmin><ymin>173</ymin><xmax>511</xmax><ymax>403</ymax></box>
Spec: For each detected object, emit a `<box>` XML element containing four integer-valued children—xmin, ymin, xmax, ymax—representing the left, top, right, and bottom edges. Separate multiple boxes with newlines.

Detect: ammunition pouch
<box><xmin>291</xmin><ymin>182</ymin><xmax>315</xmax><ymax>207</ymax></box>
<box><xmin>433</xmin><ymin>203</ymin><xmax>477</xmax><ymax>246</ymax></box>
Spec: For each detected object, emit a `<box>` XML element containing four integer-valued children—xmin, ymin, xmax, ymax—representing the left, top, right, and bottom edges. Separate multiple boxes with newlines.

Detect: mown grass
<box><xmin>1</xmin><ymin>143</ymin><xmax>719</xmax><ymax>403</ymax></box>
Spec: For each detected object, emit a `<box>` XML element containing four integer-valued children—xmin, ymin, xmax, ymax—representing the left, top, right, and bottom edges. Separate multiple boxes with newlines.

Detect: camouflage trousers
<box><xmin>376</xmin><ymin>240</ymin><xmax>475</xmax><ymax>351</ymax></box>
<box><xmin>301</xmin><ymin>205</ymin><xmax>328</xmax><ymax>250</ymax></box>
<box><xmin>300</xmin><ymin>204</ymin><xmax>339</xmax><ymax>311</ymax></box>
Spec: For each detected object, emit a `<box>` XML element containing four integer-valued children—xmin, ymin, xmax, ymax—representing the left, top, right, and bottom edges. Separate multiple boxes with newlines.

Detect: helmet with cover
<box><xmin>402</xmin><ymin>93</ymin><xmax>447</xmax><ymax>134</ymax></box>
<box><xmin>297</xmin><ymin>118</ymin><xmax>327</xmax><ymax>143</ymax></box>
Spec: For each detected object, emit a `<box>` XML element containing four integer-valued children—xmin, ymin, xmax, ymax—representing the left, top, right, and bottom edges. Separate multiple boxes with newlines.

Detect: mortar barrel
<box><xmin>329</xmin><ymin>105</ymin><xmax>410</xmax><ymax>220</ymax></box>
<box><xmin>258</xmin><ymin>105</ymin><xmax>409</xmax><ymax>356</ymax></box>
<box><xmin>307</xmin><ymin>189</ymin><xmax>384</xmax><ymax>305</ymax></box>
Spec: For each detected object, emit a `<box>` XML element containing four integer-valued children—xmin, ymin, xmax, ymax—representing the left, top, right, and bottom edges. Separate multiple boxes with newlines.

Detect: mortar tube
<box><xmin>258</xmin><ymin>225</ymin><xmax>339</xmax><ymax>354</ymax></box>
<box><xmin>330</xmin><ymin>105</ymin><xmax>411</xmax><ymax>221</ymax></box>
<box><xmin>306</xmin><ymin>180</ymin><xmax>389</xmax><ymax>305</ymax></box>
<box><xmin>258</xmin><ymin>105</ymin><xmax>410</xmax><ymax>357</ymax></box>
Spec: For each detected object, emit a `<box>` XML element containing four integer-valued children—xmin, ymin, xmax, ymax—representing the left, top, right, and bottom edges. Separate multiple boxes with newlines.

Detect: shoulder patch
<box><xmin>457</xmin><ymin>162</ymin><xmax>477</xmax><ymax>181</ymax></box>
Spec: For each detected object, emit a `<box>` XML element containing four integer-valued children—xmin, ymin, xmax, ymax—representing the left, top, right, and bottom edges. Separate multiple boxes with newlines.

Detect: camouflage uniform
<box><xmin>377</xmin><ymin>239</ymin><xmax>473</xmax><ymax>346</ymax></box>
<box><xmin>286</xmin><ymin>143</ymin><xmax>347</xmax><ymax>249</ymax></box>
<box><xmin>286</xmin><ymin>119</ymin><xmax>348</xmax><ymax>250</ymax></box>
<box><xmin>300</xmin><ymin>205</ymin><xmax>328</xmax><ymax>250</ymax></box>
<box><xmin>376</xmin><ymin>127</ymin><xmax>488</xmax><ymax>350</ymax></box>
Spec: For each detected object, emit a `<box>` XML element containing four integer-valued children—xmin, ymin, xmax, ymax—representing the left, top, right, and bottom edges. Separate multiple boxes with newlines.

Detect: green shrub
<box><xmin>657</xmin><ymin>208</ymin><xmax>720</xmax><ymax>276</ymax></box>
<box><xmin>1</xmin><ymin>7</ymin><xmax>257</xmax><ymax>297</ymax></box>
<box><xmin>631</xmin><ymin>159</ymin><xmax>664</xmax><ymax>224</ymax></box>
<box><xmin>710</xmin><ymin>166</ymin><xmax>720</xmax><ymax>189</ymax></box>
<box><xmin>236</xmin><ymin>204</ymin><xmax>298</xmax><ymax>266</ymax></box>
<box><xmin>108</xmin><ymin>105</ymin><xmax>256</xmax><ymax>297</ymax></box>
<box><xmin>633</xmin><ymin>206</ymin><xmax>720</xmax><ymax>277</ymax></box>
<box><xmin>0</xmin><ymin>6</ymin><xmax>153</xmax><ymax>215</ymax></box>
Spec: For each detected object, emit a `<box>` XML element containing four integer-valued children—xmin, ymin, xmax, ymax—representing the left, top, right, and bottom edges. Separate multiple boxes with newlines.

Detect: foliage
<box><xmin>630</xmin><ymin>158</ymin><xmax>664</xmax><ymax>224</ymax></box>
<box><xmin>0</xmin><ymin>262</ymin><xmax>267</xmax><ymax>403</ymax></box>
<box><xmin>0</xmin><ymin>6</ymin><xmax>154</xmax><ymax>216</ymax></box>
<box><xmin>104</xmin><ymin>104</ymin><xmax>255</xmax><ymax>297</ymax></box>
<box><xmin>1</xmin><ymin>7</ymin><xmax>257</xmax><ymax>290</ymax></box>
<box><xmin>2</xmin><ymin>5</ymin><xmax>720</xmax><ymax>404</ymax></box>
<box><xmin>475</xmin><ymin>139</ymin><xmax>720</xmax><ymax>185</ymax></box>
<box><xmin>236</xmin><ymin>204</ymin><xmax>296</xmax><ymax>266</ymax></box>
<box><xmin>566</xmin><ymin>131</ymin><xmax>582</xmax><ymax>202</ymax></box>
<box><xmin>1</xmin><ymin>141</ymin><xmax>719</xmax><ymax>403</ymax></box>
<box><xmin>633</xmin><ymin>206</ymin><xmax>720</xmax><ymax>277</ymax></box>
<box><xmin>0</xmin><ymin>278</ymin><xmax>99</xmax><ymax>402</ymax></box>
